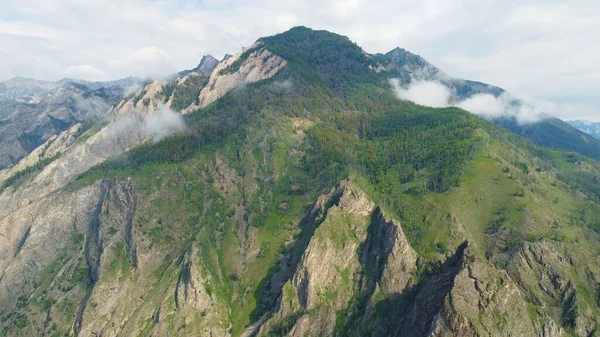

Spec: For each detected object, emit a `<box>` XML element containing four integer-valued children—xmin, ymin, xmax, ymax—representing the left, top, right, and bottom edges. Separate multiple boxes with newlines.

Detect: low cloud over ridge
<box><xmin>106</xmin><ymin>104</ymin><xmax>186</xmax><ymax>145</ymax></box>
<box><xmin>389</xmin><ymin>78</ymin><xmax>451</xmax><ymax>108</ymax></box>
<box><xmin>390</xmin><ymin>79</ymin><xmax>547</xmax><ymax>124</ymax></box>
<box><xmin>143</xmin><ymin>105</ymin><xmax>186</xmax><ymax>143</ymax></box>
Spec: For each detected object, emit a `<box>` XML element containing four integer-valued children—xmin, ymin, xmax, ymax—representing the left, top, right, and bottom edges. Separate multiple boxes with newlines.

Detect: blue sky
<box><xmin>1</xmin><ymin>0</ymin><xmax>599</xmax><ymax>121</ymax></box>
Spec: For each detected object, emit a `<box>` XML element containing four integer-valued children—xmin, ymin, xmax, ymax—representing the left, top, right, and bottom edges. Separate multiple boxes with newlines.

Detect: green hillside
<box><xmin>3</xmin><ymin>27</ymin><xmax>600</xmax><ymax>337</ymax></box>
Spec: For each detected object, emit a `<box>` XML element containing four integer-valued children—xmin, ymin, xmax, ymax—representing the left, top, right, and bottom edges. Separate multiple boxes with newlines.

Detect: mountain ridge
<box><xmin>0</xmin><ymin>26</ymin><xmax>600</xmax><ymax>337</ymax></box>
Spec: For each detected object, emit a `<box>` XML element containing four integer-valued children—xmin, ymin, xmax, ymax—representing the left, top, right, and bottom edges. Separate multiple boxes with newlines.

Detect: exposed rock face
<box><xmin>195</xmin><ymin>55</ymin><xmax>220</xmax><ymax>75</ymax></box>
<box><xmin>0</xmin><ymin>94</ymin><xmax>163</xmax><ymax>221</ymax></box>
<box><xmin>426</xmin><ymin>260</ymin><xmax>537</xmax><ymax>337</ymax></box>
<box><xmin>113</xmin><ymin>80</ymin><xmax>168</xmax><ymax>115</ymax></box>
<box><xmin>258</xmin><ymin>181</ymin><xmax>418</xmax><ymax>336</ymax></box>
<box><xmin>508</xmin><ymin>241</ymin><xmax>596</xmax><ymax>336</ymax></box>
<box><xmin>183</xmin><ymin>45</ymin><xmax>287</xmax><ymax>113</ymax></box>
<box><xmin>256</xmin><ymin>182</ymin><xmax>574</xmax><ymax>337</ymax></box>
<box><xmin>0</xmin><ymin>171</ymin><xmax>230</xmax><ymax>337</ymax></box>
<box><xmin>2</xmin><ymin>28</ymin><xmax>600</xmax><ymax>337</ymax></box>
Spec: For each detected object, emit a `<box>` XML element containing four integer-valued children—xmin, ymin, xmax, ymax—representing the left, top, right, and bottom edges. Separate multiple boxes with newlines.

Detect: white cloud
<box><xmin>0</xmin><ymin>0</ymin><xmax>599</xmax><ymax>120</ymax></box>
<box><xmin>457</xmin><ymin>93</ymin><xmax>546</xmax><ymax>124</ymax></box>
<box><xmin>389</xmin><ymin>78</ymin><xmax>451</xmax><ymax>108</ymax></box>
<box><xmin>106</xmin><ymin>104</ymin><xmax>186</xmax><ymax>145</ymax></box>
<box><xmin>272</xmin><ymin>79</ymin><xmax>294</xmax><ymax>90</ymax></box>
<box><xmin>390</xmin><ymin>80</ymin><xmax>549</xmax><ymax>124</ymax></box>
<box><xmin>457</xmin><ymin>94</ymin><xmax>506</xmax><ymax>118</ymax></box>
<box><xmin>143</xmin><ymin>105</ymin><xmax>186</xmax><ymax>143</ymax></box>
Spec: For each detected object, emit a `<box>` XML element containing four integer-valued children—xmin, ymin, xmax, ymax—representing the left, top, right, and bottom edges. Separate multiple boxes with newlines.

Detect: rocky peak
<box><xmin>182</xmin><ymin>45</ymin><xmax>287</xmax><ymax>113</ymax></box>
<box><xmin>382</xmin><ymin>47</ymin><xmax>442</xmax><ymax>80</ymax></box>
<box><xmin>195</xmin><ymin>55</ymin><xmax>219</xmax><ymax>75</ymax></box>
<box><xmin>337</xmin><ymin>180</ymin><xmax>375</xmax><ymax>216</ymax></box>
<box><xmin>221</xmin><ymin>54</ymin><xmax>233</xmax><ymax>62</ymax></box>
<box><xmin>257</xmin><ymin>180</ymin><xmax>418</xmax><ymax>336</ymax></box>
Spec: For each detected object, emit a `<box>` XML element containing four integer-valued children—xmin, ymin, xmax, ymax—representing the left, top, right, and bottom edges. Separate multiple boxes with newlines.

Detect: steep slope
<box><xmin>1</xmin><ymin>26</ymin><xmax>600</xmax><ymax>337</ymax></box>
<box><xmin>0</xmin><ymin>76</ymin><xmax>146</xmax><ymax>169</ymax></box>
<box><xmin>177</xmin><ymin>54</ymin><xmax>220</xmax><ymax>77</ymax></box>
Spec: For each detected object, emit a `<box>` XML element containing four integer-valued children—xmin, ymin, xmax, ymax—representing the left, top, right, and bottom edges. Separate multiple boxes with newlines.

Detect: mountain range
<box><xmin>0</xmin><ymin>77</ymin><xmax>145</xmax><ymax>169</ymax></box>
<box><xmin>1</xmin><ymin>27</ymin><xmax>600</xmax><ymax>337</ymax></box>
<box><xmin>568</xmin><ymin>120</ymin><xmax>600</xmax><ymax>140</ymax></box>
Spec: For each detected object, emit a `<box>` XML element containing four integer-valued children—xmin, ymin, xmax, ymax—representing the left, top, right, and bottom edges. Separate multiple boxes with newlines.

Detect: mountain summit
<box><xmin>0</xmin><ymin>27</ymin><xmax>599</xmax><ymax>337</ymax></box>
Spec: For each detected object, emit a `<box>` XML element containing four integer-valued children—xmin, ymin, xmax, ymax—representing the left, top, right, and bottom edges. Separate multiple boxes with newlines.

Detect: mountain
<box><xmin>568</xmin><ymin>120</ymin><xmax>600</xmax><ymax>140</ymax></box>
<box><xmin>1</xmin><ymin>26</ymin><xmax>600</xmax><ymax>337</ymax></box>
<box><xmin>0</xmin><ymin>77</ymin><xmax>146</xmax><ymax>169</ymax></box>
<box><xmin>379</xmin><ymin>47</ymin><xmax>600</xmax><ymax>161</ymax></box>
<box><xmin>0</xmin><ymin>76</ymin><xmax>144</xmax><ymax>104</ymax></box>
<box><xmin>379</xmin><ymin>47</ymin><xmax>505</xmax><ymax>100</ymax></box>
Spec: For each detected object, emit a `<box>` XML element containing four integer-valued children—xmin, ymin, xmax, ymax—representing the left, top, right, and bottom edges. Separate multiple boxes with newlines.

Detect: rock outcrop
<box><xmin>256</xmin><ymin>182</ymin><xmax>573</xmax><ymax>337</ymax></box>
<box><xmin>183</xmin><ymin>44</ymin><xmax>286</xmax><ymax>113</ymax></box>
<box><xmin>257</xmin><ymin>181</ymin><xmax>418</xmax><ymax>336</ymax></box>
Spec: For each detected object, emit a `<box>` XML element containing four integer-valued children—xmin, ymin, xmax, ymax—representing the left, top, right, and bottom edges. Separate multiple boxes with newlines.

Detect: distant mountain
<box><xmin>378</xmin><ymin>48</ymin><xmax>505</xmax><ymax>100</ymax></box>
<box><xmin>0</xmin><ymin>77</ymin><xmax>60</xmax><ymax>106</ymax></box>
<box><xmin>378</xmin><ymin>47</ymin><xmax>443</xmax><ymax>80</ymax></box>
<box><xmin>568</xmin><ymin>120</ymin><xmax>600</xmax><ymax>140</ymax></box>
<box><xmin>0</xmin><ymin>80</ymin><xmax>137</xmax><ymax>168</ymax></box>
<box><xmin>0</xmin><ymin>76</ymin><xmax>144</xmax><ymax>105</ymax></box>
<box><xmin>64</xmin><ymin>76</ymin><xmax>145</xmax><ymax>91</ymax></box>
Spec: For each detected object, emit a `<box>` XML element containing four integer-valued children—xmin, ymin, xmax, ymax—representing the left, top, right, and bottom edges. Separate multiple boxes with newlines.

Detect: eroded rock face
<box><xmin>0</xmin><ymin>182</ymin><xmax>101</xmax><ymax>306</ymax></box>
<box><xmin>258</xmin><ymin>181</ymin><xmax>418</xmax><ymax>336</ymax></box>
<box><xmin>0</xmin><ymin>82</ymin><xmax>128</xmax><ymax>169</ymax></box>
<box><xmin>0</xmin><ymin>80</ymin><xmax>178</xmax><ymax>219</ymax></box>
<box><xmin>183</xmin><ymin>45</ymin><xmax>287</xmax><ymax>113</ymax></box>
<box><xmin>113</xmin><ymin>80</ymin><xmax>168</xmax><ymax>116</ymax></box>
<box><xmin>508</xmin><ymin>241</ymin><xmax>596</xmax><ymax>336</ymax></box>
<box><xmin>0</xmin><ymin>173</ymin><xmax>230</xmax><ymax>337</ymax></box>
<box><xmin>195</xmin><ymin>55</ymin><xmax>220</xmax><ymax>75</ymax></box>
<box><xmin>255</xmin><ymin>183</ymin><xmax>575</xmax><ymax>337</ymax></box>
<box><xmin>428</xmin><ymin>261</ymin><xmax>537</xmax><ymax>337</ymax></box>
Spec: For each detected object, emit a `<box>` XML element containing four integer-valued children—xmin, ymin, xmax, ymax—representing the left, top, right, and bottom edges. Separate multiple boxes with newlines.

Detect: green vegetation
<box><xmin>165</xmin><ymin>75</ymin><xmax>209</xmax><ymax>111</ymax></box>
<box><xmin>8</xmin><ymin>26</ymin><xmax>600</xmax><ymax>336</ymax></box>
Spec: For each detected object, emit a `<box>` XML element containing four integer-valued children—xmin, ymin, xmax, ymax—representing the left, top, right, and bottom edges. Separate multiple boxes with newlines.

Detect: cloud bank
<box><xmin>143</xmin><ymin>105</ymin><xmax>186</xmax><ymax>143</ymax></box>
<box><xmin>390</xmin><ymin>79</ymin><xmax>547</xmax><ymax>124</ymax></box>
<box><xmin>389</xmin><ymin>78</ymin><xmax>451</xmax><ymax>108</ymax></box>
<box><xmin>106</xmin><ymin>104</ymin><xmax>186</xmax><ymax>145</ymax></box>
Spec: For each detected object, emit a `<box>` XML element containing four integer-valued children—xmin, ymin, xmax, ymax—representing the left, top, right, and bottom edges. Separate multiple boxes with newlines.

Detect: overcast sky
<box><xmin>1</xmin><ymin>0</ymin><xmax>599</xmax><ymax>121</ymax></box>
